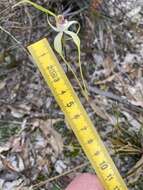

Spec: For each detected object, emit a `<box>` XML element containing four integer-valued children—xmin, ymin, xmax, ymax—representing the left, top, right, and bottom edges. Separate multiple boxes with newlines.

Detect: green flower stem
<box><xmin>78</xmin><ymin>49</ymin><xmax>89</xmax><ymax>99</ymax></box>
<box><xmin>13</xmin><ymin>0</ymin><xmax>56</xmax><ymax>17</ymax></box>
<box><xmin>61</xmin><ymin>55</ymin><xmax>89</xmax><ymax>101</ymax></box>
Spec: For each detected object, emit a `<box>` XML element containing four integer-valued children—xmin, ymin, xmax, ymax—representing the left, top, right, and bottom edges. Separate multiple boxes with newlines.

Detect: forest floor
<box><xmin>0</xmin><ymin>0</ymin><xmax>143</xmax><ymax>189</ymax></box>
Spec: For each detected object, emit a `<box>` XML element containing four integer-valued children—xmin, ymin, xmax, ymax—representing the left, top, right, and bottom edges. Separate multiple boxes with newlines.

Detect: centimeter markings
<box><xmin>28</xmin><ymin>38</ymin><xmax>128</xmax><ymax>190</ymax></box>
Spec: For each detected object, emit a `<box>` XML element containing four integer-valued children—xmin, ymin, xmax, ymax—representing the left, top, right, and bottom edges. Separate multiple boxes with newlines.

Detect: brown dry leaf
<box><xmin>122</xmin><ymin>111</ymin><xmax>141</xmax><ymax>131</ymax></box>
<box><xmin>0</xmin><ymin>156</ymin><xmax>18</xmax><ymax>172</ymax></box>
<box><xmin>89</xmin><ymin>98</ymin><xmax>124</xmax><ymax>125</ymax></box>
<box><xmin>0</xmin><ymin>138</ymin><xmax>25</xmax><ymax>172</ymax></box>
<box><xmin>6</xmin><ymin>134</ymin><xmax>30</xmax><ymax>171</ymax></box>
<box><xmin>34</xmin><ymin>119</ymin><xmax>63</xmax><ymax>156</ymax></box>
<box><xmin>127</xmin><ymin>78</ymin><xmax>143</xmax><ymax>107</ymax></box>
<box><xmin>95</xmin><ymin>74</ymin><xmax>116</xmax><ymax>85</ymax></box>
<box><xmin>89</xmin><ymin>98</ymin><xmax>109</xmax><ymax>120</ymax></box>
<box><xmin>37</xmin><ymin>157</ymin><xmax>49</xmax><ymax>170</ymax></box>
<box><xmin>126</xmin><ymin>67</ymin><xmax>143</xmax><ymax>81</ymax></box>
<box><xmin>0</xmin><ymin>144</ymin><xmax>11</xmax><ymax>154</ymax></box>
<box><xmin>1</xmin><ymin>179</ymin><xmax>30</xmax><ymax>190</ymax></box>
<box><xmin>20</xmin><ymin>138</ymin><xmax>31</xmax><ymax>170</ymax></box>
<box><xmin>102</xmin><ymin>57</ymin><xmax>115</xmax><ymax>77</ymax></box>
<box><xmin>10</xmin><ymin>136</ymin><xmax>23</xmax><ymax>153</ymax></box>
<box><xmin>8</xmin><ymin>155</ymin><xmax>24</xmax><ymax>172</ymax></box>
<box><xmin>127</xmin><ymin>156</ymin><xmax>143</xmax><ymax>185</ymax></box>
<box><xmin>8</xmin><ymin>104</ymin><xmax>31</xmax><ymax>118</ymax></box>
<box><xmin>0</xmin><ymin>81</ymin><xmax>6</xmax><ymax>90</ymax></box>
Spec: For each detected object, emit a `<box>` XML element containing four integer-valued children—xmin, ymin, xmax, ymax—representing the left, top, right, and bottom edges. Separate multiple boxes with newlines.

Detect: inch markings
<box><xmin>28</xmin><ymin>38</ymin><xmax>128</xmax><ymax>190</ymax></box>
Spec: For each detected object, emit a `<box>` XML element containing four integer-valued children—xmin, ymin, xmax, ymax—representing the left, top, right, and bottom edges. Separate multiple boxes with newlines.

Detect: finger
<box><xmin>66</xmin><ymin>173</ymin><xmax>104</xmax><ymax>190</ymax></box>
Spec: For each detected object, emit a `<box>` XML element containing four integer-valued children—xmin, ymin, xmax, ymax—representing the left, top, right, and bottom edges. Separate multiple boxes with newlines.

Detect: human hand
<box><xmin>66</xmin><ymin>173</ymin><xmax>104</xmax><ymax>190</ymax></box>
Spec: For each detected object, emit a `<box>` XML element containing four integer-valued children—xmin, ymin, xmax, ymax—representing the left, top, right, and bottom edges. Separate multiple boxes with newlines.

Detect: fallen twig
<box><xmin>89</xmin><ymin>86</ymin><xmax>143</xmax><ymax>113</ymax></box>
<box><xmin>32</xmin><ymin>162</ymin><xmax>89</xmax><ymax>189</ymax></box>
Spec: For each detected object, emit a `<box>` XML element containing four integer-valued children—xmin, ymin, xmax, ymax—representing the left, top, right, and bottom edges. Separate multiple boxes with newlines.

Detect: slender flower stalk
<box><xmin>13</xmin><ymin>0</ymin><xmax>56</xmax><ymax>17</ymax></box>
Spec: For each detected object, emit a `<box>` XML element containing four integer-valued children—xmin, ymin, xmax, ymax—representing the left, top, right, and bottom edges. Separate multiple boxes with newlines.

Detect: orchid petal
<box><xmin>65</xmin><ymin>21</ymin><xmax>80</xmax><ymax>34</ymax></box>
<box><xmin>47</xmin><ymin>16</ymin><xmax>59</xmax><ymax>32</ymax></box>
<box><xmin>64</xmin><ymin>30</ymin><xmax>80</xmax><ymax>50</ymax></box>
<box><xmin>54</xmin><ymin>32</ymin><xmax>63</xmax><ymax>56</ymax></box>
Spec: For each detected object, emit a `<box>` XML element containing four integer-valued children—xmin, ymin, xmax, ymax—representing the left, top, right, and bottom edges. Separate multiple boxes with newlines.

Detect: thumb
<box><xmin>65</xmin><ymin>173</ymin><xmax>104</xmax><ymax>190</ymax></box>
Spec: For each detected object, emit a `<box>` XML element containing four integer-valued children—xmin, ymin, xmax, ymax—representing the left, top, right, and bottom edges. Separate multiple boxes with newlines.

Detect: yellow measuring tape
<box><xmin>28</xmin><ymin>38</ymin><xmax>128</xmax><ymax>190</ymax></box>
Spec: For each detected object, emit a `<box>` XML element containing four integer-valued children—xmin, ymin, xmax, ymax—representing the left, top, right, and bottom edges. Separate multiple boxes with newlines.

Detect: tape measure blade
<box><xmin>28</xmin><ymin>39</ymin><xmax>128</xmax><ymax>190</ymax></box>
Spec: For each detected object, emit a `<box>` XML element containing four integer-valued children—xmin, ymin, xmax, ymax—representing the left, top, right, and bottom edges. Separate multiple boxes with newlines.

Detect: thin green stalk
<box><xmin>78</xmin><ymin>49</ymin><xmax>89</xmax><ymax>98</ymax></box>
<box><xmin>61</xmin><ymin>55</ymin><xmax>89</xmax><ymax>101</ymax></box>
<box><xmin>13</xmin><ymin>0</ymin><xmax>56</xmax><ymax>18</ymax></box>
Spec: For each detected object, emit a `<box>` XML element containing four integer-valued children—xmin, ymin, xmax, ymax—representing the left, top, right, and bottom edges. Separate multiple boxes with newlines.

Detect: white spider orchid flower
<box><xmin>47</xmin><ymin>15</ymin><xmax>88</xmax><ymax>98</ymax></box>
<box><xmin>47</xmin><ymin>15</ymin><xmax>81</xmax><ymax>58</ymax></box>
<box><xmin>12</xmin><ymin>0</ymin><xmax>88</xmax><ymax>98</ymax></box>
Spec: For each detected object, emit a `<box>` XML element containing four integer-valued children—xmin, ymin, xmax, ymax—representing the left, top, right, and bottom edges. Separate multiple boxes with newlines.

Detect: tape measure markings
<box><xmin>28</xmin><ymin>38</ymin><xmax>128</xmax><ymax>190</ymax></box>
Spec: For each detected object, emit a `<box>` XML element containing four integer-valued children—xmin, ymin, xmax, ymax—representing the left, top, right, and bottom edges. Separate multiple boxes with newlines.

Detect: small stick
<box><xmin>32</xmin><ymin>162</ymin><xmax>89</xmax><ymax>189</ymax></box>
<box><xmin>0</xmin><ymin>26</ymin><xmax>29</xmax><ymax>55</ymax></box>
